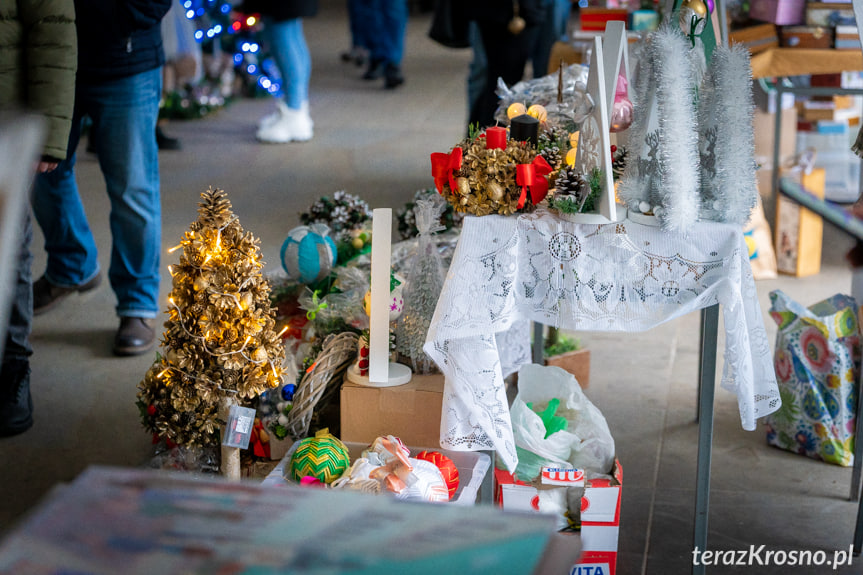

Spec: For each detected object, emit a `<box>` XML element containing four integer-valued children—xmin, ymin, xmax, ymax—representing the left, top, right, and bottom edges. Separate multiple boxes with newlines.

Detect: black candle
<box><xmin>509</xmin><ymin>114</ymin><xmax>539</xmax><ymax>147</ymax></box>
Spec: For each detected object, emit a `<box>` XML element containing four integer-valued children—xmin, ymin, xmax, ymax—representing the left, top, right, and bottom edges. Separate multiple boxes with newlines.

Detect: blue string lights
<box><xmin>183</xmin><ymin>0</ymin><xmax>283</xmax><ymax>98</ymax></box>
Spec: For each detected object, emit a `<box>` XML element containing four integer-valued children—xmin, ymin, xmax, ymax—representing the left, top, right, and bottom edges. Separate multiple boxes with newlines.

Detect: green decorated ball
<box><xmin>288</xmin><ymin>429</ymin><xmax>350</xmax><ymax>484</ymax></box>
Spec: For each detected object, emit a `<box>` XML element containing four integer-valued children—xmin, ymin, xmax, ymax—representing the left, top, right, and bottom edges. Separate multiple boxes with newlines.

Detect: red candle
<box><xmin>485</xmin><ymin>126</ymin><xmax>507</xmax><ymax>150</ymax></box>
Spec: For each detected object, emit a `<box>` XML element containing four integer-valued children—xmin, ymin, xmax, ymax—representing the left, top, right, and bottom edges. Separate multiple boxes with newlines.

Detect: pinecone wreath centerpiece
<box><xmin>431</xmin><ymin>125</ymin><xmax>554</xmax><ymax>217</ymax></box>
<box><xmin>137</xmin><ymin>187</ymin><xmax>285</xmax><ymax>452</ymax></box>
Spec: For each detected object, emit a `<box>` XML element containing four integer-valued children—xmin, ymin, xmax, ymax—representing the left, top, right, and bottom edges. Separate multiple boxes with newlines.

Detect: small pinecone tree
<box><xmin>137</xmin><ymin>187</ymin><xmax>285</xmax><ymax>448</ymax></box>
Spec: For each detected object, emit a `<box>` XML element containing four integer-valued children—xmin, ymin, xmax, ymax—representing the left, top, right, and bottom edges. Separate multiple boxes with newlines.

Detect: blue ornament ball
<box><xmin>281</xmin><ymin>383</ymin><xmax>296</xmax><ymax>401</ymax></box>
<box><xmin>280</xmin><ymin>225</ymin><xmax>337</xmax><ymax>284</ymax></box>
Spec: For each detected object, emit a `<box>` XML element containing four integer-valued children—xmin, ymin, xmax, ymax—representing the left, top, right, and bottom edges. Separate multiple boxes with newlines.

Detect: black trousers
<box><xmin>469</xmin><ymin>19</ymin><xmax>541</xmax><ymax>129</ymax></box>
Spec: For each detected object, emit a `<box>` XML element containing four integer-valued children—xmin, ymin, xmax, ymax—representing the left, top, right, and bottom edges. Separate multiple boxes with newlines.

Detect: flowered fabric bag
<box><xmin>765</xmin><ymin>291</ymin><xmax>860</xmax><ymax>466</ymax></box>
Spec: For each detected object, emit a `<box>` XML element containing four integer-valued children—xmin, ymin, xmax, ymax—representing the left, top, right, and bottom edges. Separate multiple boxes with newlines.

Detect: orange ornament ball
<box><xmin>415</xmin><ymin>450</ymin><xmax>460</xmax><ymax>500</ymax></box>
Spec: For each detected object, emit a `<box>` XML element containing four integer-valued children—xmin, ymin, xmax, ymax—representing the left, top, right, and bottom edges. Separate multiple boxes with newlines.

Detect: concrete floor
<box><xmin>2</xmin><ymin>3</ymin><xmax>862</xmax><ymax>574</ymax></box>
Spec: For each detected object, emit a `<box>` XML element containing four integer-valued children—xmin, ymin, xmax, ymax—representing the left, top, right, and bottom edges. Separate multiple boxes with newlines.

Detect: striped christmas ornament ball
<box><xmin>288</xmin><ymin>429</ymin><xmax>350</xmax><ymax>484</ymax></box>
<box><xmin>416</xmin><ymin>450</ymin><xmax>459</xmax><ymax>500</ymax></box>
<box><xmin>280</xmin><ymin>224</ymin><xmax>337</xmax><ymax>284</ymax></box>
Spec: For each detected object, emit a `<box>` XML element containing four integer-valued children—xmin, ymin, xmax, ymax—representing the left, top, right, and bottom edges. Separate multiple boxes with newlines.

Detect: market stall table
<box><xmin>425</xmin><ymin>209</ymin><xmax>781</xmax><ymax>567</ymax></box>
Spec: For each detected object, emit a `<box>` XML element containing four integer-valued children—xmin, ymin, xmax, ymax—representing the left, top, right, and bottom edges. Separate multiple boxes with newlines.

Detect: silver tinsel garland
<box><xmin>652</xmin><ymin>24</ymin><xmax>701</xmax><ymax>233</ymax></box>
<box><xmin>619</xmin><ymin>25</ymin><xmax>701</xmax><ymax>233</ymax></box>
<box><xmin>699</xmin><ymin>44</ymin><xmax>758</xmax><ymax>225</ymax></box>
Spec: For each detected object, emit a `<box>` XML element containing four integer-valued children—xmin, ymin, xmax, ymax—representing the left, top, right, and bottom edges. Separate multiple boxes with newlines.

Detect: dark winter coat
<box><xmin>0</xmin><ymin>0</ymin><xmax>77</xmax><ymax>161</ymax></box>
<box><xmin>467</xmin><ymin>0</ymin><xmax>548</xmax><ymax>27</ymax></box>
<box><xmin>74</xmin><ymin>0</ymin><xmax>172</xmax><ymax>80</ymax></box>
<box><xmin>240</xmin><ymin>0</ymin><xmax>318</xmax><ymax>22</ymax></box>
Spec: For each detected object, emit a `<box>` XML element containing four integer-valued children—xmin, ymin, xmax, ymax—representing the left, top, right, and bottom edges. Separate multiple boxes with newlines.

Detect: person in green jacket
<box><xmin>0</xmin><ymin>0</ymin><xmax>77</xmax><ymax>437</ymax></box>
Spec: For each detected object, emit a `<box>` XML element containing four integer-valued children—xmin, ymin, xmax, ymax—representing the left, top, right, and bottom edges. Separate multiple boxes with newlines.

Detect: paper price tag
<box><xmin>222</xmin><ymin>405</ymin><xmax>256</xmax><ymax>449</ymax></box>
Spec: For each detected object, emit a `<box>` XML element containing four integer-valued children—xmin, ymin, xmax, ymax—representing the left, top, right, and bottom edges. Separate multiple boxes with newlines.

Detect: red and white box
<box><xmin>495</xmin><ymin>460</ymin><xmax>623</xmax><ymax>575</ymax></box>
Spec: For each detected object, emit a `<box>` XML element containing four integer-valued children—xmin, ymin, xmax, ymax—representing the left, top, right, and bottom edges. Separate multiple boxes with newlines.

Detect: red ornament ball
<box><xmin>610</xmin><ymin>145</ymin><xmax>617</xmax><ymax>154</ymax></box>
<box><xmin>147</xmin><ymin>404</ymin><xmax>157</xmax><ymax>416</ymax></box>
<box><xmin>415</xmin><ymin>450</ymin><xmax>459</xmax><ymax>500</ymax></box>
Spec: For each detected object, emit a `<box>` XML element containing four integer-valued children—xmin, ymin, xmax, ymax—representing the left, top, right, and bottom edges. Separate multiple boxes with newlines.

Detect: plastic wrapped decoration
<box><xmin>395</xmin><ymin>195</ymin><xmax>447</xmax><ymax>374</ymax></box>
<box><xmin>332</xmin><ymin>436</ymin><xmax>449</xmax><ymax>502</ymax></box>
<box><xmin>280</xmin><ymin>224</ymin><xmax>337</xmax><ymax>284</ymax></box>
<box><xmin>493</xmin><ymin>64</ymin><xmax>593</xmax><ymax>131</ymax></box>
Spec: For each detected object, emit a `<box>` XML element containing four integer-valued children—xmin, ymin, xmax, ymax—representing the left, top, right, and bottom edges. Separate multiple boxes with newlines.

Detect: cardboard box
<box><xmin>835</xmin><ymin>25</ymin><xmax>861</xmax><ymax>50</ymax></box>
<box><xmin>729</xmin><ymin>23</ymin><xmax>779</xmax><ymax>54</ymax></box>
<box><xmin>806</xmin><ymin>2</ymin><xmax>856</xmax><ymax>27</ymax></box>
<box><xmin>340</xmin><ymin>373</ymin><xmax>445</xmax><ymax>447</ymax></box>
<box><xmin>750</xmin><ymin>0</ymin><xmax>806</xmax><ymax>25</ymax></box>
<box><xmin>753</xmin><ymin>105</ymin><xmax>797</xmax><ymax>169</ymax></box>
<box><xmin>629</xmin><ymin>9</ymin><xmax>660</xmax><ymax>31</ymax></box>
<box><xmin>775</xmin><ymin>168</ymin><xmax>825</xmax><ymax>276</ymax></box>
<box><xmin>495</xmin><ymin>460</ymin><xmax>623</xmax><ymax>575</ymax></box>
<box><xmin>779</xmin><ymin>25</ymin><xmax>833</xmax><ymax>48</ymax></box>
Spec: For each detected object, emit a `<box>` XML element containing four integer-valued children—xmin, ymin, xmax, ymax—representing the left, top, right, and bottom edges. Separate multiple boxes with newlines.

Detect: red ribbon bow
<box><xmin>516</xmin><ymin>155</ymin><xmax>553</xmax><ymax>209</ymax></box>
<box><xmin>430</xmin><ymin>147</ymin><xmax>463</xmax><ymax>194</ymax></box>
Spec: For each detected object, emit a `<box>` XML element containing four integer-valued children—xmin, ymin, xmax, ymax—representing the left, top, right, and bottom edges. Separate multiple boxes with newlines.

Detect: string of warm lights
<box><xmin>156</xmin><ymin>365</ymin><xmax>239</xmax><ymax>395</ymax></box>
<box><xmin>166</xmin><ymin>299</ymin><xmax>286</xmax><ymax>366</ymax></box>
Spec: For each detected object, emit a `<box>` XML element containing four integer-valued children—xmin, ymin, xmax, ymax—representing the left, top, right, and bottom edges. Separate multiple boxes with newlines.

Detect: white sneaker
<box><xmin>257</xmin><ymin>100</ymin><xmax>291</xmax><ymax>131</ymax></box>
<box><xmin>256</xmin><ymin>104</ymin><xmax>313</xmax><ymax>143</ymax></box>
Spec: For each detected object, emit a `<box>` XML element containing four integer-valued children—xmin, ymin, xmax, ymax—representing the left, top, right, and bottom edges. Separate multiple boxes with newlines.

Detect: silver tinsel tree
<box><xmin>698</xmin><ymin>44</ymin><xmax>757</xmax><ymax>225</ymax></box>
<box><xmin>394</xmin><ymin>195</ymin><xmax>447</xmax><ymax>374</ymax></box>
<box><xmin>619</xmin><ymin>25</ymin><xmax>701</xmax><ymax>233</ymax></box>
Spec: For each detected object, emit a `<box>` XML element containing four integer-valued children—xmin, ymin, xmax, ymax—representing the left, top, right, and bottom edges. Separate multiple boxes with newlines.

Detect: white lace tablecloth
<box><xmin>424</xmin><ymin>209</ymin><xmax>781</xmax><ymax>471</ymax></box>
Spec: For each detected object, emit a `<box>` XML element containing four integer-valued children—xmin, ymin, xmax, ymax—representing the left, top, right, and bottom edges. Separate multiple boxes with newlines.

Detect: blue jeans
<box><xmin>264</xmin><ymin>18</ymin><xmax>311</xmax><ymax>110</ymax></box>
<box><xmin>360</xmin><ymin>0</ymin><xmax>407</xmax><ymax>66</ymax></box>
<box><xmin>4</xmin><ymin>210</ymin><xmax>33</xmax><ymax>361</ymax></box>
<box><xmin>348</xmin><ymin>0</ymin><xmax>370</xmax><ymax>50</ymax></box>
<box><xmin>32</xmin><ymin>67</ymin><xmax>162</xmax><ymax>319</ymax></box>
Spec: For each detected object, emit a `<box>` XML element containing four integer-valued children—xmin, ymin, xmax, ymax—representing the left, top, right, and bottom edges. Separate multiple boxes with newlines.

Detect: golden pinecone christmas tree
<box><xmin>137</xmin><ymin>188</ymin><xmax>285</xmax><ymax>447</ymax></box>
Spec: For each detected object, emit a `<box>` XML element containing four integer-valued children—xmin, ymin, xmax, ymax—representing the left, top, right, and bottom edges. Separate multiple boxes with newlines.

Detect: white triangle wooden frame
<box><xmin>569</xmin><ymin>36</ymin><xmax>617</xmax><ymax>224</ymax></box>
<box><xmin>602</xmin><ymin>21</ymin><xmax>630</xmax><ymax>119</ymax></box>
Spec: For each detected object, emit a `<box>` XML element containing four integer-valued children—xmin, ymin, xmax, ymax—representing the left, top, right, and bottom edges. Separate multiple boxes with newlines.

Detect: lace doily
<box><xmin>424</xmin><ymin>209</ymin><xmax>781</xmax><ymax>471</ymax></box>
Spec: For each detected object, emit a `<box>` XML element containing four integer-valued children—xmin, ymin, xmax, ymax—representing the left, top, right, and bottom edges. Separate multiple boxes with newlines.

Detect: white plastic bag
<box><xmin>512</xmin><ymin>364</ymin><xmax>616</xmax><ymax>481</ymax></box>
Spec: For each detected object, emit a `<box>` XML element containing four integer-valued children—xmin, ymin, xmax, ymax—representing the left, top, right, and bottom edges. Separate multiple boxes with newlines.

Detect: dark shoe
<box><xmin>0</xmin><ymin>359</ymin><xmax>33</xmax><ymax>437</ymax></box>
<box><xmin>156</xmin><ymin>126</ymin><xmax>181</xmax><ymax>151</ymax></box>
<box><xmin>362</xmin><ymin>58</ymin><xmax>385</xmax><ymax>80</ymax></box>
<box><xmin>33</xmin><ymin>274</ymin><xmax>101</xmax><ymax>316</ymax></box>
<box><xmin>113</xmin><ymin>317</ymin><xmax>156</xmax><ymax>356</ymax></box>
<box><xmin>384</xmin><ymin>64</ymin><xmax>404</xmax><ymax>89</ymax></box>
